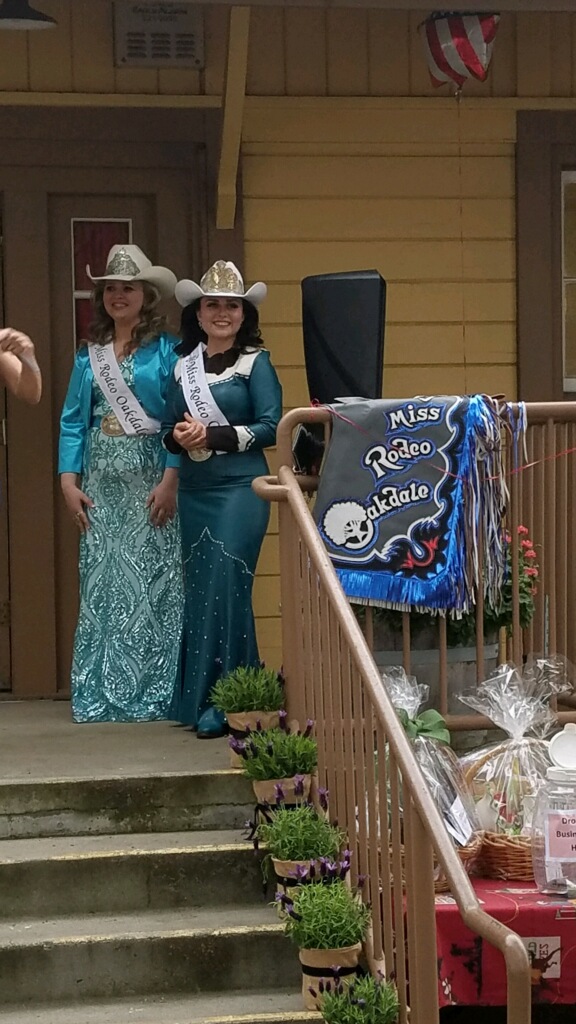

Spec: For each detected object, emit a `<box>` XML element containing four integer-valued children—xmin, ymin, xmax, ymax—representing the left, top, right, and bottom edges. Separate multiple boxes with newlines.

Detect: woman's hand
<box><xmin>61</xmin><ymin>474</ymin><xmax>94</xmax><ymax>534</ymax></box>
<box><xmin>0</xmin><ymin>328</ymin><xmax>42</xmax><ymax>404</ymax></box>
<box><xmin>146</xmin><ymin>471</ymin><xmax>178</xmax><ymax>528</ymax></box>
<box><xmin>0</xmin><ymin>328</ymin><xmax>36</xmax><ymax>365</ymax></box>
<box><xmin>173</xmin><ymin>413</ymin><xmax>208</xmax><ymax>451</ymax></box>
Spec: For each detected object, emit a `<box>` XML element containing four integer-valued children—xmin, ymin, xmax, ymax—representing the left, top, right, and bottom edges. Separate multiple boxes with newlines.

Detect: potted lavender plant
<box><xmin>230</xmin><ymin>714</ymin><xmax>317</xmax><ymax>804</ymax></box>
<box><xmin>311</xmin><ymin>970</ymin><xmax>399</xmax><ymax>1024</ymax></box>
<box><xmin>211</xmin><ymin>664</ymin><xmax>285</xmax><ymax>768</ymax></box>
<box><xmin>256</xmin><ymin>795</ymin><xmax>345</xmax><ymax>892</ymax></box>
<box><xmin>279</xmin><ymin>877</ymin><xmax>371</xmax><ymax>1010</ymax></box>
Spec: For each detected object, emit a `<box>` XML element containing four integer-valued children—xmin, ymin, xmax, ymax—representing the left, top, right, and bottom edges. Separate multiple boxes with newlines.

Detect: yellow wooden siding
<box><xmin>1</xmin><ymin>7</ymin><xmax>576</xmax><ymax>100</ymax></box>
<box><xmin>244</xmin><ymin>9</ymin><xmax>576</xmax><ymax>100</ymax></box>
<box><xmin>244</xmin><ymin>99</ymin><xmax>518</xmax><ymax>662</ymax></box>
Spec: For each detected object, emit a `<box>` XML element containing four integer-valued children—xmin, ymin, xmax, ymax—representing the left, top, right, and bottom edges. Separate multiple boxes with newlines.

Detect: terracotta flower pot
<box><xmin>299</xmin><ymin>942</ymin><xmax>362</xmax><ymax>1010</ymax></box>
<box><xmin>252</xmin><ymin>774</ymin><xmax>312</xmax><ymax>806</ymax></box>
<box><xmin>226</xmin><ymin>710</ymin><xmax>280</xmax><ymax>769</ymax></box>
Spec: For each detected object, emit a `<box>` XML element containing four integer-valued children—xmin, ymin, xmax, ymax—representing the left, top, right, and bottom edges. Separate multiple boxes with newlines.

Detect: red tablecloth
<box><xmin>435</xmin><ymin>879</ymin><xmax>576</xmax><ymax>1006</ymax></box>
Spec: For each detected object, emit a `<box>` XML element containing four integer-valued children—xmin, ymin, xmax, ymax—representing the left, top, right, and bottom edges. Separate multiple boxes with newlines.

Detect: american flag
<box><xmin>420</xmin><ymin>11</ymin><xmax>500</xmax><ymax>89</ymax></box>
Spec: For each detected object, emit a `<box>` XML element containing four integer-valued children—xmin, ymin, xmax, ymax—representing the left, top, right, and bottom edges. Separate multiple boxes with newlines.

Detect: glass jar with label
<box><xmin>532</xmin><ymin>723</ymin><xmax>576</xmax><ymax>895</ymax></box>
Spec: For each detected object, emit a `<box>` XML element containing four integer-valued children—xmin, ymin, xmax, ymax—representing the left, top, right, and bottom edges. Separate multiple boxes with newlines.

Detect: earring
<box><xmin>197</xmin><ymin>321</ymin><xmax>205</xmax><ymax>331</ymax></box>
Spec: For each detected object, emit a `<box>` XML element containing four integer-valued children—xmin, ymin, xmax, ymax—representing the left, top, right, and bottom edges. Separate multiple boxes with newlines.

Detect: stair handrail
<box><xmin>253</xmin><ymin>406</ymin><xmax>532</xmax><ymax>1024</ymax></box>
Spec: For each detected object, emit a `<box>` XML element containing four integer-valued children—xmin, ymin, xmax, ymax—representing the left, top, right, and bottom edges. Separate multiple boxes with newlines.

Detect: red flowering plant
<box><xmin>484</xmin><ymin>524</ymin><xmax>539</xmax><ymax>635</ymax></box>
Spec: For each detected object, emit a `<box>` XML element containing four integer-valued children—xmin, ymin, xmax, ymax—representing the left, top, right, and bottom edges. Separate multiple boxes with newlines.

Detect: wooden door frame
<box><xmin>517</xmin><ymin>110</ymin><xmax>576</xmax><ymax>402</ymax></box>
<box><xmin>0</xmin><ymin>105</ymin><xmax>244</xmax><ymax>698</ymax></box>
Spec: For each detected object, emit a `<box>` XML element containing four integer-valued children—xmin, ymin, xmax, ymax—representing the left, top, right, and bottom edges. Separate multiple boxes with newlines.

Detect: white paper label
<box><xmin>545</xmin><ymin>808</ymin><xmax>576</xmax><ymax>863</ymax></box>
<box><xmin>445</xmin><ymin>796</ymin><xmax>474</xmax><ymax>846</ymax></box>
<box><xmin>522</xmin><ymin>937</ymin><xmax>561</xmax><ymax>979</ymax></box>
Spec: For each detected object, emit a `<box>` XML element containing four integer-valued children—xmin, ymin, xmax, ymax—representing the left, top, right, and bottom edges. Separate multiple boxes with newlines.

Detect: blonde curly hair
<box><xmin>84</xmin><ymin>281</ymin><xmax>169</xmax><ymax>350</ymax></box>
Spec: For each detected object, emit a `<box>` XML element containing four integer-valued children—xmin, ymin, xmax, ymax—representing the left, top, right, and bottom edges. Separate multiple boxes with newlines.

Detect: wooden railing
<box><xmin>253</xmin><ymin>403</ymin><xmax>539</xmax><ymax>1024</ymax></box>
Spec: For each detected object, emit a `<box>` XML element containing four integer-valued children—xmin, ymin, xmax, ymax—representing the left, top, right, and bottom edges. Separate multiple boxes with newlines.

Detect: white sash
<box><xmin>180</xmin><ymin>344</ymin><xmax>229</xmax><ymax>428</ymax></box>
<box><xmin>89</xmin><ymin>343</ymin><xmax>160</xmax><ymax>436</ymax></box>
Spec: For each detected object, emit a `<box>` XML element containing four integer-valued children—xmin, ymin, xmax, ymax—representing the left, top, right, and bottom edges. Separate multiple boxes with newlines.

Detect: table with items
<box><xmin>435</xmin><ymin>879</ymin><xmax>576</xmax><ymax>1006</ymax></box>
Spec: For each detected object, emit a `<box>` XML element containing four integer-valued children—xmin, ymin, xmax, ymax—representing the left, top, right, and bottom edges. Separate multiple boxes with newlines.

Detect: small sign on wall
<box><xmin>114</xmin><ymin>2</ymin><xmax>204</xmax><ymax>69</ymax></box>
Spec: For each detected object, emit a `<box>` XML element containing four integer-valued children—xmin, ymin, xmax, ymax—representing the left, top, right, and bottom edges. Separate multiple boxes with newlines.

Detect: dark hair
<box><xmin>175</xmin><ymin>297</ymin><xmax>263</xmax><ymax>356</ymax></box>
<box><xmin>86</xmin><ymin>281</ymin><xmax>168</xmax><ymax>349</ymax></box>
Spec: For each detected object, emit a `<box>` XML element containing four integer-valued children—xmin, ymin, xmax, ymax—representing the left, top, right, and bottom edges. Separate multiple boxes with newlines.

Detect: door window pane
<box><xmin>71</xmin><ymin>219</ymin><xmax>132</xmax><ymax>348</ymax></box>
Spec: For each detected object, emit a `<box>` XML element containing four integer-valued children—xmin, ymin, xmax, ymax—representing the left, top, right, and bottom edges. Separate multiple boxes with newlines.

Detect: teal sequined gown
<box><xmin>165</xmin><ymin>347</ymin><xmax>282</xmax><ymax>728</ymax></box>
<box><xmin>71</xmin><ymin>354</ymin><xmax>183</xmax><ymax>723</ymax></box>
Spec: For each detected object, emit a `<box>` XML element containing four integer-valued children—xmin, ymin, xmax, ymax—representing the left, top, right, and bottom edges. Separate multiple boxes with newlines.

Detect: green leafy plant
<box><xmin>211</xmin><ymin>664</ymin><xmax>284</xmax><ymax>714</ymax></box>
<box><xmin>230</xmin><ymin>719</ymin><xmax>318</xmax><ymax>781</ymax></box>
<box><xmin>257</xmin><ymin>802</ymin><xmax>345</xmax><ymax>862</ymax></box>
<box><xmin>313</xmin><ymin>971</ymin><xmax>399</xmax><ymax>1024</ymax></box>
<box><xmin>279</xmin><ymin>878</ymin><xmax>371</xmax><ymax>950</ymax></box>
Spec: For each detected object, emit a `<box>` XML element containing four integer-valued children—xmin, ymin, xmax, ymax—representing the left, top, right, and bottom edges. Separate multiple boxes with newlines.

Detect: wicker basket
<box><xmin>464</xmin><ymin>744</ymin><xmax>534</xmax><ymax>881</ymax></box>
<box><xmin>393</xmin><ymin>833</ymin><xmax>484</xmax><ymax>893</ymax></box>
<box><xmin>480</xmin><ymin>831</ymin><xmax>534</xmax><ymax>880</ymax></box>
<box><xmin>433</xmin><ymin>832</ymin><xmax>484</xmax><ymax>892</ymax></box>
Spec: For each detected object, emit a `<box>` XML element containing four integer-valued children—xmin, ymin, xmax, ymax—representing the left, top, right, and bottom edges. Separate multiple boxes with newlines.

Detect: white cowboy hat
<box><xmin>87</xmin><ymin>244</ymin><xmax>177</xmax><ymax>300</ymax></box>
<box><xmin>175</xmin><ymin>260</ymin><xmax>267</xmax><ymax>309</ymax></box>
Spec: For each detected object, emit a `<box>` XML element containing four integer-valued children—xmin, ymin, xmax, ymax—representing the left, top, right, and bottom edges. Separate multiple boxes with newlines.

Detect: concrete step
<box><xmin>0</xmin><ymin>990</ymin><xmax>319</xmax><ymax>1024</ymax></box>
<box><xmin>0</xmin><ymin>831</ymin><xmax>266</xmax><ymax>918</ymax></box>
<box><xmin>0</xmin><ymin>905</ymin><xmax>301</xmax><ymax>1005</ymax></box>
<box><xmin>0</xmin><ymin>771</ymin><xmax>255</xmax><ymax>839</ymax></box>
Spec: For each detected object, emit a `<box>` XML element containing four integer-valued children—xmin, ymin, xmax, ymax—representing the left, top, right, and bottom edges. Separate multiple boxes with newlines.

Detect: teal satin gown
<box><xmin>165</xmin><ymin>347</ymin><xmax>282</xmax><ymax>729</ymax></box>
<box><xmin>68</xmin><ymin>352</ymin><xmax>183</xmax><ymax>722</ymax></box>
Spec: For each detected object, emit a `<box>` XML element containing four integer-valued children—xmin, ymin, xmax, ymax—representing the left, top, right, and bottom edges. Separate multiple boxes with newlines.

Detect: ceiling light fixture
<box><xmin>0</xmin><ymin>0</ymin><xmax>57</xmax><ymax>30</ymax></box>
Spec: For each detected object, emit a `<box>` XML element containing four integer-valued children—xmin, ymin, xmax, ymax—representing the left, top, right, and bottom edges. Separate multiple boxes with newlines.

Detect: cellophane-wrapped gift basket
<box><xmin>381</xmin><ymin>667</ymin><xmax>483</xmax><ymax>891</ymax></box>
<box><xmin>458</xmin><ymin>656</ymin><xmax>572</xmax><ymax>880</ymax></box>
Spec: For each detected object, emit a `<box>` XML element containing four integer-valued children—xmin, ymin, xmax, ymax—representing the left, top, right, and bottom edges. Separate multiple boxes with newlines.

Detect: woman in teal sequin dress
<box><xmin>163</xmin><ymin>261</ymin><xmax>282</xmax><ymax>738</ymax></box>
<box><xmin>59</xmin><ymin>245</ymin><xmax>183</xmax><ymax>723</ymax></box>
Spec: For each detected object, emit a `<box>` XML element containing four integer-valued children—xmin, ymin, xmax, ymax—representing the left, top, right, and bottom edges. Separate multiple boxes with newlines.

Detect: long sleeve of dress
<box><xmin>59</xmin><ymin>351</ymin><xmax>89</xmax><ymax>474</ymax></box>
<box><xmin>217</xmin><ymin>349</ymin><xmax>282</xmax><ymax>453</ymax></box>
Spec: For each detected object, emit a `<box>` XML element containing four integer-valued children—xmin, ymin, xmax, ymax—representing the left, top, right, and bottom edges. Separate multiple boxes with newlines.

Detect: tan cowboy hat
<box><xmin>87</xmin><ymin>244</ymin><xmax>177</xmax><ymax>300</ymax></box>
<box><xmin>175</xmin><ymin>260</ymin><xmax>267</xmax><ymax>309</ymax></box>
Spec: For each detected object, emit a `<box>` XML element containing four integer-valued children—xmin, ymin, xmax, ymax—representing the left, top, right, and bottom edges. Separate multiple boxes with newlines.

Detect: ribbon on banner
<box><xmin>313</xmin><ymin>395</ymin><xmax>513</xmax><ymax>613</ymax></box>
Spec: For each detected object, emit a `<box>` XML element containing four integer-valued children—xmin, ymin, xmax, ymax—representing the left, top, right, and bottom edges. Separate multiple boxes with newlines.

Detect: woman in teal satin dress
<box><xmin>59</xmin><ymin>244</ymin><xmax>183</xmax><ymax>723</ymax></box>
<box><xmin>163</xmin><ymin>261</ymin><xmax>282</xmax><ymax>738</ymax></box>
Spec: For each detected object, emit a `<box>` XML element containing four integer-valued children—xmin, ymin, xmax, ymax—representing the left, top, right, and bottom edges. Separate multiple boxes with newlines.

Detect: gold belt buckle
<box><xmin>100</xmin><ymin>413</ymin><xmax>125</xmax><ymax>437</ymax></box>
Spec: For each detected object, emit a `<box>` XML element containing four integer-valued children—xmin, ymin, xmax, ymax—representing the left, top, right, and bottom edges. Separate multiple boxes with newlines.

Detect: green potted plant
<box><xmin>255</xmin><ymin>796</ymin><xmax>347</xmax><ymax>892</ymax></box>
<box><xmin>311</xmin><ymin>970</ymin><xmax>399</xmax><ymax>1024</ymax></box>
<box><xmin>279</xmin><ymin>877</ymin><xmax>371</xmax><ymax>1010</ymax></box>
<box><xmin>230</xmin><ymin>715</ymin><xmax>318</xmax><ymax>804</ymax></box>
<box><xmin>211</xmin><ymin>664</ymin><xmax>285</xmax><ymax>768</ymax></box>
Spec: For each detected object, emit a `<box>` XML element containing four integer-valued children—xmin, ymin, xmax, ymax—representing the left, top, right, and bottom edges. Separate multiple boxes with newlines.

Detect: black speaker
<box><xmin>301</xmin><ymin>269</ymin><xmax>386</xmax><ymax>404</ymax></box>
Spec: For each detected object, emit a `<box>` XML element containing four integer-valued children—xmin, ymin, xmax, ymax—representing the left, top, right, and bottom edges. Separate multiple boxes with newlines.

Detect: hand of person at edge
<box><xmin>146</xmin><ymin>479</ymin><xmax>177</xmax><ymax>528</ymax></box>
<box><xmin>61</xmin><ymin>481</ymin><xmax>95</xmax><ymax>535</ymax></box>
<box><xmin>0</xmin><ymin>328</ymin><xmax>36</xmax><ymax>364</ymax></box>
<box><xmin>173</xmin><ymin>413</ymin><xmax>208</xmax><ymax>451</ymax></box>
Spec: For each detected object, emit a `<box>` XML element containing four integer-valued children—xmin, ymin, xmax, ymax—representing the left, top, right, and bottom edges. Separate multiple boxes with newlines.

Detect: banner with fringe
<box><xmin>313</xmin><ymin>395</ymin><xmax>513</xmax><ymax>613</ymax></box>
